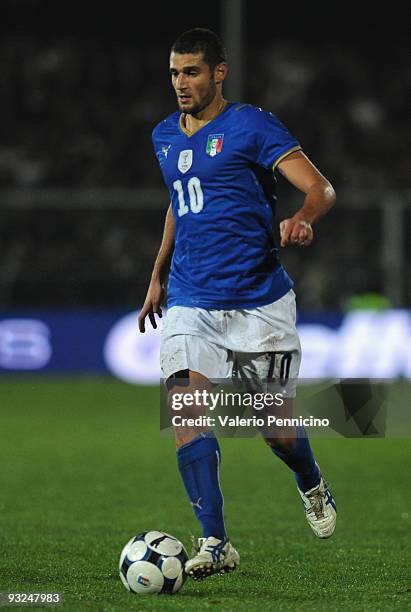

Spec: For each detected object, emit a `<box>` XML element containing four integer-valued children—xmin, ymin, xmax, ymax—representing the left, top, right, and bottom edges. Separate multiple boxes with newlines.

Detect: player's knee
<box><xmin>175</xmin><ymin>428</ymin><xmax>210</xmax><ymax>448</ymax></box>
<box><xmin>166</xmin><ymin>369</ymin><xmax>190</xmax><ymax>391</ymax></box>
<box><xmin>264</xmin><ymin>436</ymin><xmax>297</xmax><ymax>453</ymax></box>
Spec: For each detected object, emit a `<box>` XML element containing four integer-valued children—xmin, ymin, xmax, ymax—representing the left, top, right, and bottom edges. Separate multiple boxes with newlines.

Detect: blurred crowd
<box><xmin>0</xmin><ymin>37</ymin><xmax>170</xmax><ymax>187</ymax></box>
<box><xmin>0</xmin><ymin>208</ymin><xmax>161</xmax><ymax>308</ymax></box>
<box><xmin>1</xmin><ymin>35</ymin><xmax>409</xmax><ymax>191</ymax></box>
<box><xmin>0</xmin><ymin>205</ymin><xmax>394</xmax><ymax>312</ymax></box>
<box><xmin>1</xmin><ymin>27</ymin><xmax>409</xmax><ymax>310</ymax></box>
<box><xmin>250</xmin><ymin>39</ymin><xmax>409</xmax><ymax>193</ymax></box>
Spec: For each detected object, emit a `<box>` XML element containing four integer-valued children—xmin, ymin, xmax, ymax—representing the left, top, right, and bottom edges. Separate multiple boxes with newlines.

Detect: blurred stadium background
<box><xmin>0</xmin><ymin>0</ymin><xmax>410</xmax><ymax>381</ymax></box>
<box><xmin>0</xmin><ymin>2</ymin><xmax>410</xmax><ymax>609</ymax></box>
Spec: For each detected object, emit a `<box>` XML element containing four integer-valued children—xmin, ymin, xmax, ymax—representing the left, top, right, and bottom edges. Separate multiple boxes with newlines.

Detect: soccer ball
<box><xmin>119</xmin><ymin>530</ymin><xmax>189</xmax><ymax>595</ymax></box>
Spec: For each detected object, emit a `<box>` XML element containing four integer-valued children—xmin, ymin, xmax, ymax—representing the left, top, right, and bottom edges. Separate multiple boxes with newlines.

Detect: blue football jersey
<box><xmin>152</xmin><ymin>102</ymin><xmax>301</xmax><ymax>309</ymax></box>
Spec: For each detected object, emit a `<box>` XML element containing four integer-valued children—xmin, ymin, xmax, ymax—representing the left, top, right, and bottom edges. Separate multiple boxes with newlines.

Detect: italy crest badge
<box><xmin>206</xmin><ymin>134</ymin><xmax>224</xmax><ymax>157</ymax></box>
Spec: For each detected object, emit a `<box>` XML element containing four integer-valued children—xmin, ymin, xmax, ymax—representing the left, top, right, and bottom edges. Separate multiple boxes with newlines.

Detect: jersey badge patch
<box><xmin>206</xmin><ymin>134</ymin><xmax>224</xmax><ymax>157</ymax></box>
<box><xmin>178</xmin><ymin>149</ymin><xmax>193</xmax><ymax>173</ymax></box>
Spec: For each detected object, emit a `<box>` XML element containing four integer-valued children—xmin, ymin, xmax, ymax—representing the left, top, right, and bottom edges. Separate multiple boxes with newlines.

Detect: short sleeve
<box><xmin>252</xmin><ymin>109</ymin><xmax>301</xmax><ymax>170</ymax></box>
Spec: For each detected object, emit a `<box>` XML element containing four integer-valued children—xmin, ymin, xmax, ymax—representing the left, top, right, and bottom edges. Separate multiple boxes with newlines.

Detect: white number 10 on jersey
<box><xmin>173</xmin><ymin>177</ymin><xmax>204</xmax><ymax>217</ymax></box>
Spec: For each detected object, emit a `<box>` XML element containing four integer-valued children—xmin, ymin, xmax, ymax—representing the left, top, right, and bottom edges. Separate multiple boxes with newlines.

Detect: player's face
<box><xmin>170</xmin><ymin>52</ymin><xmax>218</xmax><ymax>115</ymax></box>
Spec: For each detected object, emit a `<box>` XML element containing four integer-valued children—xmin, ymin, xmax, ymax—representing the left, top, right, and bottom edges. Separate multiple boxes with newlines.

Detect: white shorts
<box><xmin>160</xmin><ymin>289</ymin><xmax>301</xmax><ymax>395</ymax></box>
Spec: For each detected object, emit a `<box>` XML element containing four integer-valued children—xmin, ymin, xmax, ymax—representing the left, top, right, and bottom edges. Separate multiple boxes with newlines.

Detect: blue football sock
<box><xmin>177</xmin><ymin>432</ymin><xmax>226</xmax><ymax>541</ymax></box>
<box><xmin>270</xmin><ymin>426</ymin><xmax>320</xmax><ymax>492</ymax></box>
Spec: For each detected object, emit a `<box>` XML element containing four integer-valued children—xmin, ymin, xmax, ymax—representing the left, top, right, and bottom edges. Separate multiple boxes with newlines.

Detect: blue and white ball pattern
<box><xmin>119</xmin><ymin>531</ymin><xmax>188</xmax><ymax>595</ymax></box>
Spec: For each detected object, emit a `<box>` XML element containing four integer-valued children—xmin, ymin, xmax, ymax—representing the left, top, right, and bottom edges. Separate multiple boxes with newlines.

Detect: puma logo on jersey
<box><xmin>156</xmin><ymin>144</ymin><xmax>171</xmax><ymax>165</ymax></box>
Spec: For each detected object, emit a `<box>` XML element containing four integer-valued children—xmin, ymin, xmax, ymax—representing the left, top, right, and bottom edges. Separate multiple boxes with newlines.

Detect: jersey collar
<box><xmin>178</xmin><ymin>101</ymin><xmax>230</xmax><ymax>138</ymax></box>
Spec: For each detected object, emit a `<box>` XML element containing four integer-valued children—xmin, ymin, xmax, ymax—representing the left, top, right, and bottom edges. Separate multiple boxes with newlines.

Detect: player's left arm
<box><xmin>276</xmin><ymin>150</ymin><xmax>336</xmax><ymax>247</ymax></box>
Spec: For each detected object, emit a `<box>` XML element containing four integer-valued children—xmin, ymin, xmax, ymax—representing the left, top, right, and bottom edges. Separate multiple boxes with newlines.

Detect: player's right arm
<box><xmin>138</xmin><ymin>204</ymin><xmax>175</xmax><ymax>332</ymax></box>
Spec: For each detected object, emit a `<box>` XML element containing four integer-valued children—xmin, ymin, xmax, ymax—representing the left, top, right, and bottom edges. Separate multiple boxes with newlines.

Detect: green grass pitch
<box><xmin>0</xmin><ymin>378</ymin><xmax>410</xmax><ymax>611</ymax></box>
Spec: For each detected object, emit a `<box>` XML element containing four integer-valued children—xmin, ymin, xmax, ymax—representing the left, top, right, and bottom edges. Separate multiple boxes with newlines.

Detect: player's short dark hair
<box><xmin>171</xmin><ymin>28</ymin><xmax>227</xmax><ymax>69</ymax></box>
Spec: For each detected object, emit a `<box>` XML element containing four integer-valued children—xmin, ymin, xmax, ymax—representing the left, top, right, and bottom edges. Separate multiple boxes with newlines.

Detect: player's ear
<box><xmin>214</xmin><ymin>62</ymin><xmax>228</xmax><ymax>85</ymax></box>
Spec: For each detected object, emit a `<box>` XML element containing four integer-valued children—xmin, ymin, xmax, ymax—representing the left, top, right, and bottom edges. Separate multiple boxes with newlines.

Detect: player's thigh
<box><xmin>235</xmin><ymin>350</ymin><xmax>300</xmax><ymax>445</ymax></box>
<box><xmin>234</xmin><ymin>350</ymin><xmax>300</xmax><ymax>396</ymax></box>
<box><xmin>160</xmin><ymin>306</ymin><xmax>232</xmax><ymax>381</ymax></box>
<box><xmin>232</xmin><ymin>290</ymin><xmax>302</xmax><ymax>396</ymax></box>
<box><xmin>161</xmin><ymin>310</ymin><xmax>232</xmax><ymax>445</ymax></box>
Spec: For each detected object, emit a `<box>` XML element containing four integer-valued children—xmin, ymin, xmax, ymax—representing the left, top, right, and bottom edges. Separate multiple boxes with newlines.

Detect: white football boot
<box><xmin>185</xmin><ymin>536</ymin><xmax>240</xmax><ymax>580</ymax></box>
<box><xmin>298</xmin><ymin>473</ymin><xmax>337</xmax><ymax>538</ymax></box>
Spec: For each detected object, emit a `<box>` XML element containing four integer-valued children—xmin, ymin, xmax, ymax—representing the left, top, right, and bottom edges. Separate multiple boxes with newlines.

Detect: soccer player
<box><xmin>139</xmin><ymin>28</ymin><xmax>337</xmax><ymax>580</ymax></box>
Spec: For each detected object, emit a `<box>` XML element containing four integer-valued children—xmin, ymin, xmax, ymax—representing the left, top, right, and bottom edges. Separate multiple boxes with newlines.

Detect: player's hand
<box><xmin>279</xmin><ymin>217</ymin><xmax>313</xmax><ymax>247</ymax></box>
<box><xmin>138</xmin><ymin>278</ymin><xmax>165</xmax><ymax>333</ymax></box>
